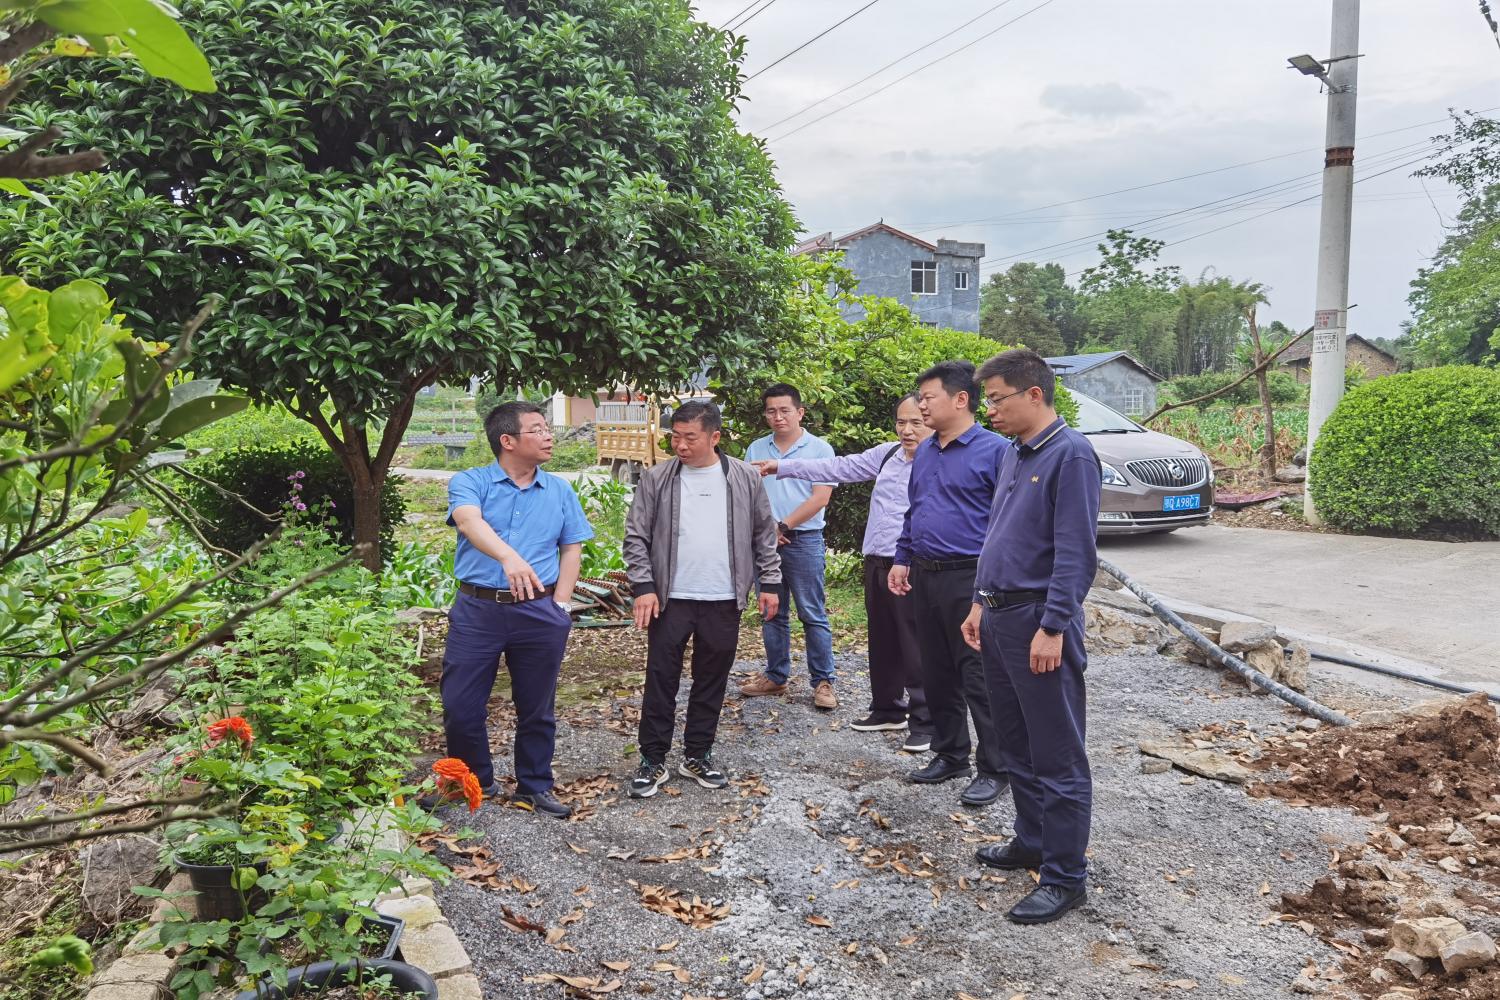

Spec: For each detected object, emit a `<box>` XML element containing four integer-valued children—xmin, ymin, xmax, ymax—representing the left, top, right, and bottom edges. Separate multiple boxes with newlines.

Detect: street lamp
<box><xmin>1287</xmin><ymin>53</ymin><xmax>1329</xmax><ymax>80</ymax></box>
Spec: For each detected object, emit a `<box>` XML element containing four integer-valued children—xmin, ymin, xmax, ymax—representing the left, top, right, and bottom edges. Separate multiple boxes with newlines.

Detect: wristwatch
<box><xmin>555</xmin><ymin>599</ymin><xmax>575</xmax><ymax>613</ymax></box>
<box><xmin>777</xmin><ymin>521</ymin><xmax>791</xmax><ymax>536</ymax></box>
<box><xmin>1041</xmin><ymin>627</ymin><xmax>1062</xmax><ymax>637</ymax></box>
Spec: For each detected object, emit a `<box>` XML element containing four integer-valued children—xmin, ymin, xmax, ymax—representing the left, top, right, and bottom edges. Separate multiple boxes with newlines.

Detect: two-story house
<box><xmin>794</xmin><ymin>222</ymin><xmax>984</xmax><ymax>332</ymax></box>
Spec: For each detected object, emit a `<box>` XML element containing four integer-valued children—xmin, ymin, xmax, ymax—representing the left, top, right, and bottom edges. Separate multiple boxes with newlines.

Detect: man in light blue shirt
<box><xmin>440</xmin><ymin>401</ymin><xmax>594</xmax><ymax>819</ymax></box>
<box><xmin>739</xmin><ymin>383</ymin><xmax>839</xmax><ymax>709</ymax></box>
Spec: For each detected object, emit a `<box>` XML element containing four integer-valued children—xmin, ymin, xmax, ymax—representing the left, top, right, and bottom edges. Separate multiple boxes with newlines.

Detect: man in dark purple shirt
<box><xmin>889</xmin><ymin>360</ymin><xmax>1009</xmax><ymax>808</ymax></box>
<box><xmin>962</xmin><ymin>348</ymin><xmax>1101</xmax><ymax>926</ymax></box>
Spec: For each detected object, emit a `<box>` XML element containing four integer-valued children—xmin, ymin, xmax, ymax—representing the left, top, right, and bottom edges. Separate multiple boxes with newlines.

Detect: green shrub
<box><xmin>1162</xmin><ymin>369</ymin><xmax>1304</xmax><ymax>409</ymax></box>
<box><xmin>180</xmin><ymin>402</ymin><xmax>316</xmax><ymax>453</ymax></box>
<box><xmin>1309</xmin><ymin>366</ymin><xmax>1500</xmax><ymax>536</ymax></box>
<box><xmin>177</xmin><ymin>439</ymin><xmax>406</xmax><ymax>560</ymax></box>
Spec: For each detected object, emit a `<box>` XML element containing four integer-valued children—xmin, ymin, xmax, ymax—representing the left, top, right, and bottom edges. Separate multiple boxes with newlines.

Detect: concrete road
<box><xmin>1099</xmin><ymin>524</ymin><xmax>1500</xmax><ymax>696</ymax></box>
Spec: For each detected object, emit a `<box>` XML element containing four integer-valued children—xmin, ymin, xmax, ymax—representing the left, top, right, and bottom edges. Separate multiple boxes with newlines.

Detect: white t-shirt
<box><xmin>669</xmin><ymin>462</ymin><xmax>735</xmax><ymax>601</ymax></box>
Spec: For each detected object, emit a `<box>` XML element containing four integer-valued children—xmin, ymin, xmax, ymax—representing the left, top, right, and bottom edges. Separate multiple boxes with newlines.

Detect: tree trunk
<box><xmin>1245</xmin><ymin>308</ymin><xmax>1277</xmax><ymax>479</ymax></box>
<box><xmin>291</xmin><ymin>367</ymin><xmax>438</xmax><ymax>573</ymax></box>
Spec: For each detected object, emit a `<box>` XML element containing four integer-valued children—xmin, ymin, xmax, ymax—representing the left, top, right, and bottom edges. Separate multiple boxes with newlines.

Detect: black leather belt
<box><xmin>459</xmin><ymin>581</ymin><xmax>554</xmax><ymax>603</ymax></box>
<box><xmin>913</xmin><ymin>557</ymin><xmax>978</xmax><ymax>572</ymax></box>
<box><xmin>977</xmin><ymin>588</ymin><xmax>1048</xmax><ymax>608</ymax></box>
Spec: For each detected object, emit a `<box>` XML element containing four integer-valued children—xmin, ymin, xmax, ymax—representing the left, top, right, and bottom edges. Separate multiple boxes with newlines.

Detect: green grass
<box><xmin>0</xmin><ymin>878</ymin><xmax>91</xmax><ymax>1000</ymax></box>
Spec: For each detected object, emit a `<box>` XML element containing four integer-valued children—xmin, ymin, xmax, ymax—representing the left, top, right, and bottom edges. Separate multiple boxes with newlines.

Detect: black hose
<box><xmin>1302</xmin><ymin>648</ymin><xmax>1500</xmax><ymax>704</ymax></box>
<box><xmin>1096</xmin><ymin>557</ymin><xmax>1354</xmax><ymax>727</ymax></box>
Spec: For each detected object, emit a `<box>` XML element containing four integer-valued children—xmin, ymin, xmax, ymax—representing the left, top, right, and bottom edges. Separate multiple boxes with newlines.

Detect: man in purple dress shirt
<box><xmin>888</xmin><ymin>361</ymin><xmax>1010</xmax><ymax>809</ymax></box>
<box><xmin>751</xmin><ymin>394</ymin><xmax>934</xmax><ymax>749</ymax></box>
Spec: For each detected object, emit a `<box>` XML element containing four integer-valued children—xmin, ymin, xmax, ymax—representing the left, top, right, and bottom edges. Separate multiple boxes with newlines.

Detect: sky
<box><xmin>692</xmin><ymin>0</ymin><xmax>1500</xmax><ymax>338</ymax></box>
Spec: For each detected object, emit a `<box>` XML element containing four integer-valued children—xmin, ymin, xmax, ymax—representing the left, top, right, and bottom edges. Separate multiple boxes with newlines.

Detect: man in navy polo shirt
<box><xmin>889</xmin><ymin>360</ymin><xmax>1009</xmax><ymax>808</ymax></box>
<box><xmin>962</xmin><ymin>349</ymin><xmax>1101</xmax><ymax>924</ymax></box>
<box><xmin>440</xmin><ymin>401</ymin><xmax>594</xmax><ymax>819</ymax></box>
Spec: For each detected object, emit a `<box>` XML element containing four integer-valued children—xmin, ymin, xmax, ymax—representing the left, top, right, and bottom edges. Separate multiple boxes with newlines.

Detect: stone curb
<box><xmin>88</xmin><ymin>810</ymin><xmax>480</xmax><ymax>1000</ymax></box>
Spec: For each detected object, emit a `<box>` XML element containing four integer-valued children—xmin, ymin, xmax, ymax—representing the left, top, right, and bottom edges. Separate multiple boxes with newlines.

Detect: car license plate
<box><xmin>1163</xmin><ymin>494</ymin><xmax>1201</xmax><ymax>512</ymax></box>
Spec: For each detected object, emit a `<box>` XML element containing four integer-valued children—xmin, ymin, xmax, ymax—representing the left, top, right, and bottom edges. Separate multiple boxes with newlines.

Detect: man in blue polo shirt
<box><xmin>963</xmin><ymin>349</ymin><xmax>1101</xmax><ymax>924</ymax></box>
<box><xmin>440</xmin><ymin>401</ymin><xmax>594</xmax><ymax>819</ymax></box>
<box><xmin>889</xmin><ymin>360</ymin><xmax>1009</xmax><ymax>808</ymax></box>
<box><xmin>739</xmin><ymin>383</ymin><xmax>839</xmax><ymax>710</ymax></box>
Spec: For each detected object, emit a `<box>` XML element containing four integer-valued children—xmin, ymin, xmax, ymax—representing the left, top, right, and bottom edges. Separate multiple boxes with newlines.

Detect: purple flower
<box><xmin>294</xmin><ymin>471</ymin><xmax>306</xmax><ymax>479</ymax></box>
<box><xmin>327</xmin><ymin>500</ymin><xmax>335</xmax><ymax>509</ymax></box>
<box><xmin>294</xmin><ymin>502</ymin><xmax>307</xmax><ymax>511</ymax></box>
<box><xmin>292</xmin><ymin>482</ymin><xmax>302</xmax><ymax>491</ymax></box>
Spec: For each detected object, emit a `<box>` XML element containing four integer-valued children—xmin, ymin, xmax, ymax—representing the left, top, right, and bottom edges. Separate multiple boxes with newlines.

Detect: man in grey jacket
<box><xmin>623</xmin><ymin>401</ymin><xmax>782</xmax><ymax>798</ymax></box>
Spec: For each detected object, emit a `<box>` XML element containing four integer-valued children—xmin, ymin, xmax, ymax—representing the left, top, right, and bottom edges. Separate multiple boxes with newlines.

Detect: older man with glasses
<box><xmin>436</xmin><ymin>401</ymin><xmax>593</xmax><ymax>819</ymax></box>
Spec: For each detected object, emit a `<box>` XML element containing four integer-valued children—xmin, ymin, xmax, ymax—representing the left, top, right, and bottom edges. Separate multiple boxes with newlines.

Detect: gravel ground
<box><xmin>430</xmin><ymin>643</ymin><xmax>1380</xmax><ymax>1000</ymax></box>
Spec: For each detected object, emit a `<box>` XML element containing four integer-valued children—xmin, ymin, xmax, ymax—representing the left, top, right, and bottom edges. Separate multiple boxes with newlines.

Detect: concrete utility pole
<box><xmin>1303</xmin><ymin>0</ymin><xmax>1361</xmax><ymax>524</ymax></box>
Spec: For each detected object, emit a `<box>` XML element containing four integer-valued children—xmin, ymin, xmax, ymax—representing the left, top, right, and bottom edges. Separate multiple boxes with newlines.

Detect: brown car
<box><xmin>1073</xmin><ymin>391</ymin><xmax>1214</xmax><ymax>535</ymax></box>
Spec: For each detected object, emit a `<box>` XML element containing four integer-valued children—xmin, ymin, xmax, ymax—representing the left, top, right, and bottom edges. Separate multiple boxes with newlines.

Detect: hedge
<box><xmin>1309</xmin><ymin>366</ymin><xmax>1500</xmax><ymax>537</ymax></box>
<box><xmin>179</xmin><ymin>439</ymin><xmax>407</xmax><ymax>560</ymax></box>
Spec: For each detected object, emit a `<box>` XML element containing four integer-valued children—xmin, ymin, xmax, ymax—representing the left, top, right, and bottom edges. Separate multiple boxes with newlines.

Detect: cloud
<box><xmin>1039</xmin><ymin>83</ymin><xmax>1149</xmax><ymax>120</ymax></box>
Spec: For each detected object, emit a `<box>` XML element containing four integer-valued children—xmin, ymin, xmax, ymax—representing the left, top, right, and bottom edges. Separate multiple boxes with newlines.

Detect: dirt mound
<box><xmin>1251</xmin><ymin>693</ymin><xmax>1500</xmax><ymax>830</ymax></box>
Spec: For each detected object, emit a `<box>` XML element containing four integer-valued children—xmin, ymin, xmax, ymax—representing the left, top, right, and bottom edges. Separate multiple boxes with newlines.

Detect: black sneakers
<box><xmin>678</xmin><ymin>755</ymin><xmax>729</xmax><ymax>789</ymax></box>
<box><xmin>628</xmin><ymin>758</ymin><xmax>669</xmax><ymax>798</ymax></box>
<box><xmin>850</xmin><ymin>714</ymin><xmax>908</xmax><ymax>732</ymax></box>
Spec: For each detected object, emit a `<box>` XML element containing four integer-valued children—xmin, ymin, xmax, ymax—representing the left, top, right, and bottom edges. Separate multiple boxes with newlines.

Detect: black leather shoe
<box><xmin>959</xmin><ymin>774</ymin><xmax>1008</xmax><ymax>806</ymax></box>
<box><xmin>1005</xmin><ymin>883</ymin><xmax>1088</xmax><ymax>924</ymax></box>
<box><xmin>975</xmin><ymin>840</ymin><xmax>1043</xmax><ymax>871</ymax></box>
<box><xmin>415</xmin><ymin>780</ymin><xmax>501</xmax><ymax>812</ymax></box>
<box><xmin>511</xmin><ymin>790</ymin><xmax>572</xmax><ymax>819</ymax></box>
<box><xmin>907</xmin><ymin>756</ymin><xmax>972</xmax><ymax>784</ymax></box>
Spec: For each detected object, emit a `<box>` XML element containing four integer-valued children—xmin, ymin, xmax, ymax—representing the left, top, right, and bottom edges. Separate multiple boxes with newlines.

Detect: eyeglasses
<box><xmin>763</xmin><ymin>407</ymin><xmax>798</xmax><ymax>418</ymax></box>
<box><xmin>985</xmin><ymin>388</ymin><xmax>1028</xmax><ymax>407</ymax></box>
<box><xmin>515</xmin><ymin>427</ymin><xmax>555</xmax><ymax>438</ymax></box>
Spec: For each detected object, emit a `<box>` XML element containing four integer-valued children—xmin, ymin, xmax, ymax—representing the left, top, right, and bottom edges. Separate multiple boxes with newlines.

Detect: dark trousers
<box><xmin>863</xmin><ymin>556</ymin><xmax>930</xmax><ymax>728</ymax></box>
<box><xmin>980</xmin><ymin>604</ymin><xmax>1091</xmax><ymax>888</ymax></box>
<box><xmin>639</xmin><ymin>599</ymin><xmax>743</xmax><ymax>763</ymax></box>
<box><xmin>911</xmin><ymin>563</ymin><xmax>1004</xmax><ymax>778</ymax></box>
<box><xmin>440</xmin><ymin>591</ymin><xmax>572</xmax><ymax>794</ymax></box>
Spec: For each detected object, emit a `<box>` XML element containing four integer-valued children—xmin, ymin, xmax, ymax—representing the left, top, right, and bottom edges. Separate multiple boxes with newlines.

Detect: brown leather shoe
<box><xmin>738</xmin><ymin>673</ymin><xmax>788</xmax><ymax>697</ymax></box>
<box><xmin>813</xmin><ymin>681</ymin><xmax>837</xmax><ymax>710</ymax></box>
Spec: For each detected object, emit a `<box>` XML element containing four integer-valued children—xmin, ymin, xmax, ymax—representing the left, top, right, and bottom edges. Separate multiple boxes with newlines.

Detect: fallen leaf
<box><xmin>673</xmin><ymin>968</ymin><xmax>691</xmax><ymax>984</ymax></box>
<box><xmin>544</xmin><ymin>927</ymin><xmax>566</xmax><ymax>945</ymax></box>
<box><xmin>500</xmin><ymin>906</ymin><xmax>546</xmax><ymax>935</ymax></box>
<box><xmin>1164</xmin><ymin>980</ymin><xmax>1198</xmax><ymax>991</ymax></box>
<box><xmin>1258</xmin><ymin>882</ymin><xmax>1270</xmax><ymax>896</ymax></box>
<box><xmin>601</xmin><ymin>960</ymin><xmax>631</xmax><ymax>972</ymax></box>
<box><xmin>744</xmin><ymin>963</ymin><xmax>765</xmax><ymax>984</ymax></box>
<box><xmin>651</xmin><ymin>962</ymin><xmax>679</xmax><ymax>973</ymax></box>
<box><xmin>656</xmin><ymin>940</ymin><xmax>680</xmax><ymax>952</ymax></box>
<box><xmin>559</xmin><ymin>909</ymin><xmax>584</xmax><ymax>926</ymax></box>
<box><xmin>1218</xmin><ymin>973</ymin><xmax>1247</xmax><ymax>986</ymax></box>
<box><xmin>898</xmin><ymin>936</ymin><xmax>918</xmax><ymax>946</ymax></box>
<box><xmin>567</xmin><ymin>842</ymin><xmax>590</xmax><ymax>855</ymax></box>
<box><xmin>844</xmin><ymin>942</ymin><xmax>858</xmax><ymax>955</ymax></box>
<box><xmin>806</xmin><ymin>914</ymin><xmax>832</xmax><ymax>927</ymax></box>
<box><xmin>1127</xmin><ymin>959</ymin><xmax>1162</xmax><ymax>971</ymax></box>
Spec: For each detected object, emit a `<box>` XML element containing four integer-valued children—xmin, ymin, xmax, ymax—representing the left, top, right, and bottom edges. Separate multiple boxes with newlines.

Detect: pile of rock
<box><xmin>1084</xmin><ymin>603</ymin><xmax>1170</xmax><ymax>652</ymax></box>
<box><xmin>1164</xmin><ymin>619</ymin><xmax>1310</xmax><ymax>692</ymax></box>
<box><xmin>1378</xmin><ymin>914</ymin><xmax>1497</xmax><ymax>987</ymax></box>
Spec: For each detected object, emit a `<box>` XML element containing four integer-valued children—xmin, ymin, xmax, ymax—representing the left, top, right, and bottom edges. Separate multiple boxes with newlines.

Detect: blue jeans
<box><xmin>761</xmin><ymin>529</ymin><xmax>836</xmax><ymax>685</ymax></box>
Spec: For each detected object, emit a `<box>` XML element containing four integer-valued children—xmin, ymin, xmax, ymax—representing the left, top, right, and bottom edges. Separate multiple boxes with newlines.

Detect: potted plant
<box><xmin>162</xmin><ymin>715</ymin><xmax>320</xmax><ymax>921</ymax></box>
<box><xmin>235</xmin><ymin>958</ymin><xmax>437</xmax><ymax>1000</ymax></box>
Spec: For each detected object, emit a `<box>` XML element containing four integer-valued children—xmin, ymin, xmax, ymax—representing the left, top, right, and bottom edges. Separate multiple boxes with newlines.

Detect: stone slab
<box><xmin>378</xmin><ymin>892</ymin><xmax>447</xmax><ymax>930</ymax></box>
<box><xmin>437</xmin><ymin>973</ymin><xmax>484</xmax><ymax>1000</ymax></box>
<box><xmin>89</xmin><ymin>952</ymin><xmax>174</xmax><ymax>987</ymax></box>
<box><xmin>399</xmin><ymin>922</ymin><xmax>472</xmax><ymax>979</ymax></box>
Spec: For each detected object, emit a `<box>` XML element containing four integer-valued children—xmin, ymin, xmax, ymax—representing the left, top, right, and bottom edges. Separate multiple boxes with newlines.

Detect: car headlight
<box><xmin>1100</xmin><ymin>462</ymin><xmax>1129</xmax><ymax>487</ymax></box>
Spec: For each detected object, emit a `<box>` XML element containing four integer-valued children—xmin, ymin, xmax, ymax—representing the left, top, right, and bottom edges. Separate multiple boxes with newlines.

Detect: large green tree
<box><xmin>978</xmin><ymin>261</ymin><xmax>1085</xmax><ymax>356</ymax></box>
<box><xmin>1405</xmin><ymin>111</ymin><xmax>1500</xmax><ymax>367</ymax></box>
<box><xmin>1</xmin><ymin>0</ymin><xmax>797</xmax><ymax>566</ymax></box>
<box><xmin>1076</xmin><ymin>230</ymin><xmax>1181</xmax><ymax>373</ymax></box>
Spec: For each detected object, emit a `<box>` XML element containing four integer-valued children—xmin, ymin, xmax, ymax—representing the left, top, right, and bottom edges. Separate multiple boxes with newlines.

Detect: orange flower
<box><xmin>460</xmin><ymin>772</ymin><xmax>483</xmax><ymax>813</ymax></box>
<box><xmin>432</xmin><ymin>758</ymin><xmax>471</xmax><ymax>782</ymax></box>
<box><xmin>432</xmin><ymin>757</ymin><xmax>483</xmax><ymax>811</ymax></box>
<box><xmin>207</xmin><ymin>716</ymin><xmax>253</xmax><ymax>746</ymax></box>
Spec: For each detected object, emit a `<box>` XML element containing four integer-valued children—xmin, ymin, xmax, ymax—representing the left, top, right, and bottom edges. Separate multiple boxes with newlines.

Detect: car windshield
<box><xmin>1072</xmin><ymin>392</ymin><xmax>1145</xmax><ymax>434</ymax></box>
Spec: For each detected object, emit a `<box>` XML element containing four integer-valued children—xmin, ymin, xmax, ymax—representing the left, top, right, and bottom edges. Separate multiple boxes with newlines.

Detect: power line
<box><xmin>745</xmin><ymin>0</ymin><xmax>882</xmax><ymax>82</ymax></box>
<box><xmin>724</xmin><ymin>0</ymin><xmax>780</xmax><ymax>32</ymax></box>
<box><xmin>751</xmin><ymin>0</ymin><xmax>1023</xmax><ymax>134</ymax></box>
<box><xmin>908</xmin><ymin>107</ymin><xmax>1499</xmax><ymax>234</ymax></box>
<box><xmin>764</xmin><ymin>0</ymin><xmax>1059</xmax><ymax>143</ymax></box>
<box><xmin>974</xmin><ymin>139</ymin><xmax>1446</xmax><ymax>272</ymax></box>
<box><xmin>719</xmin><ymin>0</ymin><xmax>768</xmax><ymax>31</ymax></box>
